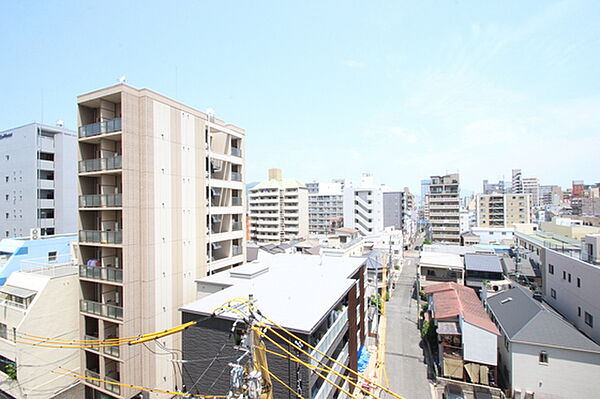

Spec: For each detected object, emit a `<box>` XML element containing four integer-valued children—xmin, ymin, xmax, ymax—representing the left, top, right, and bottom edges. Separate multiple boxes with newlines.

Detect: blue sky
<box><xmin>1</xmin><ymin>1</ymin><xmax>599</xmax><ymax>194</ymax></box>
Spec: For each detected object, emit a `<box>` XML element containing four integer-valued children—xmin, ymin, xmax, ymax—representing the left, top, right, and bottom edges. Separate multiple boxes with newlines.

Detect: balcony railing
<box><xmin>231</xmin><ymin>147</ymin><xmax>242</xmax><ymax>157</ymax></box>
<box><xmin>80</xmin><ymin>265</ymin><xmax>123</xmax><ymax>283</ymax></box>
<box><xmin>232</xmin><ymin>221</ymin><xmax>243</xmax><ymax>231</ymax></box>
<box><xmin>231</xmin><ymin>172</ymin><xmax>242</xmax><ymax>181</ymax></box>
<box><xmin>79</xmin><ymin>194</ymin><xmax>123</xmax><ymax>208</ymax></box>
<box><xmin>232</xmin><ymin>197</ymin><xmax>242</xmax><ymax>206</ymax></box>
<box><xmin>85</xmin><ymin>369</ymin><xmax>101</xmax><ymax>387</ymax></box>
<box><xmin>232</xmin><ymin>246</ymin><xmax>242</xmax><ymax>256</ymax></box>
<box><xmin>104</xmin><ymin>376</ymin><xmax>121</xmax><ymax>395</ymax></box>
<box><xmin>103</xmin><ymin>344</ymin><xmax>120</xmax><ymax>358</ymax></box>
<box><xmin>80</xmin><ymin>299</ymin><xmax>123</xmax><ymax>321</ymax></box>
<box><xmin>83</xmin><ymin>334</ymin><xmax>100</xmax><ymax>352</ymax></box>
<box><xmin>310</xmin><ymin>307</ymin><xmax>348</xmax><ymax>366</ymax></box>
<box><xmin>313</xmin><ymin>344</ymin><xmax>349</xmax><ymax>399</ymax></box>
<box><xmin>79</xmin><ymin>118</ymin><xmax>122</xmax><ymax>138</ymax></box>
<box><xmin>79</xmin><ymin>230</ymin><xmax>123</xmax><ymax>245</ymax></box>
<box><xmin>79</xmin><ymin>156</ymin><xmax>122</xmax><ymax>173</ymax></box>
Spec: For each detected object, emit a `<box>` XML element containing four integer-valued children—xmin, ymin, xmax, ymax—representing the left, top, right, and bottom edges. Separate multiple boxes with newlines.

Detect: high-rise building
<box><xmin>382</xmin><ymin>187</ymin><xmax>414</xmax><ymax>232</ymax></box>
<box><xmin>0</xmin><ymin>123</ymin><xmax>77</xmax><ymax>238</ymax></box>
<box><xmin>248</xmin><ymin>168</ymin><xmax>309</xmax><ymax>243</ymax></box>
<box><xmin>512</xmin><ymin>169</ymin><xmax>540</xmax><ymax>207</ymax></box>
<box><xmin>307</xmin><ymin>179</ymin><xmax>344</xmax><ymax>235</ymax></box>
<box><xmin>420</xmin><ymin>179</ymin><xmax>431</xmax><ymax>206</ymax></box>
<box><xmin>428</xmin><ymin>173</ymin><xmax>460</xmax><ymax>244</ymax></box>
<box><xmin>476</xmin><ymin>193</ymin><xmax>531</xmax><ymax>227</ymax></box>
<box><xmin>76</xmin><ymin>84</ymin><xmax>246</xmax><ymax>398</ymax></box>
<box><xmin>511</xmin><ymin>169</ymin><xmax>523</xmax><ymax>194</ymax></box>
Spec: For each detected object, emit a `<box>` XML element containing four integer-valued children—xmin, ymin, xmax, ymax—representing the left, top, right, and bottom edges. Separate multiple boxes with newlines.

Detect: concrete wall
<box><xmin>511</xmin><ymin>341</ymin><xmax>600</xmax><ymax>399</ymax></box>
<box><xmin>460</xmin><ymin>319</ymin><xmax>497</xmax><ymax>366</ymax></box>
<box><xmin>543</xmin><ymin>248</ymin><xmax>600</xmax><ymax>345</ymax></box>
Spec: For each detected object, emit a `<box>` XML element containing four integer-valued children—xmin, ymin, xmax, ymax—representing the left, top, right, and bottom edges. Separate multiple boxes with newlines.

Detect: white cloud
<box><xmin>342</xmin><ymin>59</ymin><xmax>365</xmax><ymax>69</ymax></box>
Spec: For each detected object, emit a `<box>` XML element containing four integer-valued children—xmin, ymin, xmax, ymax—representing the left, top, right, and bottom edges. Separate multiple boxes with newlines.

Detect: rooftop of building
<box><xmin>464</xmin><ymin>253</ymin><xmax>503</xmax><ymax>273</ymax></box>
<box><xmin>486</xmin><ymin>284</ymin><xmax>600</xmax><ymax>353</ymax></box>
<box><xmin>0</xmin><ymin>121</ymin><xmax>76</xmax><ymax>135</ymax></box>
<box><xmin>183</xmin><ymin>254</ymin><xmax>366</xmax><ymax>333</ymax></box>
<box><xmin>419</xmin><ymin>251</ymin><xmax>464</xmax><ymax>269</ymax></box>
<box><xmin>425</xmin><ymin>282</ymin><xmax>499</xmax><ymax>335</ymax></box>
<box><xmin>422</xmin><ymin>244</ymin><xmax>495</xmax><ymax>257</ymax></box>
<box><xmin>515</xmin><ymin>231</ymin><xmax>581</xmax><ymax>251</ymax></box>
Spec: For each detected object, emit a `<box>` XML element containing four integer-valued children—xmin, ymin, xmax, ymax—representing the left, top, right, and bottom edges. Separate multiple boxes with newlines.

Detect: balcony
<box><xmin>38</xmin><ymin>179</ymin><xmax>54</xmax><ymax>189</ymax></box>
<box><xmin>232</xmin><ymin>221</ymin><xmax>243</xmax><ymax>231</ymax></box>
<box><xmin>85</xmin><ymin>369</ymin><xmax>101</xmax><ymax>387</ymax></box>
<box><xmin>79</xmin><ymin>194</ymin><xmax>123</xmax><ymax>208</ymax></box>
<box><xmin>313</xmin><ymin>343</ymin><xmax>349</xmax><ymax>399</ymax></box>
<box><xmin>104</xmin><ymin>376</ymin><xmax>121</xmax><ymax>395</ymax></box>
<box><xmin>80</xmin><ymin>265</ymin><xmax>123</xmax><ymax>284</ymax></box>
<box><xmin>103</xmin><ymin>344</ymin><xmax>120</xmax><ymax>358</ymax></box>
<box><xmin>39</xmin><ymin>199</ymin><xmax>55</xmax><ymax>208</ymax></box>
<box><xmin>38</xmin><ymin>160</ymin><xmax>55</xmax><ymax>170</ymax></box>
<box><xmin>231</xmin><ymin>172</ymin><xmax>242</xmax><ymax>182</ymax></box>
<box><xmin>79</xmin><ymin>230</ymin><xmax>123</xmax><ymax>245</ymax></box>
<box><xmin>80</xmin><ymin>299</ymin><xmax>123</xmax><ymax>321</ymax></box>
<box><xmin>310</xmin><ymin>307</ymin><xmax>348</xmax><ymax>366</ymax></box>
<box><xmin>79</xmin><ymin>118</ymin><xmax>122</xmax><ymax>138</ymax></box>
<box><xmin>231</xmin><ymin>147</ymin><xmax>242</xmax><ymax>157</ymax></box>
<box><xmin>79</xmin><ymin>156</ymin><xmax>122</xmax><ymax>173</ymax></box>
<box><xmin>232</xmin><ymin>197</ymin><xmax>242</xmax><ymax>206</ymax></box>
<box><xmin>232</xmin><ymin>245</ymin><xmax>242</xmax><ymax>256</ymax></box>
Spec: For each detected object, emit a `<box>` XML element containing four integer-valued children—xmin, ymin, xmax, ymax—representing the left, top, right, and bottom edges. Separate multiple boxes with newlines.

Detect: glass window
<box><xmin>585</xmin><ymin>312</ymin><xmax>594</xmax><ymax>328</ymax></box>
<box><xmin>539</xmin><ymin>351</ymin><xmax>548</xmax><ymax>364</ymax></box>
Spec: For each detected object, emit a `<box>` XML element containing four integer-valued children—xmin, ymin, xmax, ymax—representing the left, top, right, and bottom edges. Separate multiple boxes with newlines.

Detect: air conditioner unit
<box><xmin>30</xmin><ymin>228</ymin><xmax>40</xmax><ymax>240</ymax></box>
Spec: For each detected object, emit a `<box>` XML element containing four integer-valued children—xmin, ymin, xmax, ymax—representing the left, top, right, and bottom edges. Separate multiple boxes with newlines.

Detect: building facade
<box><xmin>0</xmin><ymin>123</ymin><xmax>77</xmax><ymax>238</ymax></box>
<box><xmin>343</xmin><ymin>173</ymin><xmax>387</xmax><ymax>236</ymax></box>
<box><xmin>307</xmin><ymin>180</ymin><xmax>344</xmax><ymax>235</ymax></box>
<box><xmin>76</xmin><ymin>84</ymin><xmax>246</xmax><ymax>399</ymax></box>
<box><xmin>428</xmin><ymin>174</ymin><xmax>460</xmax><ymax>244</ymax></box>
<box><xmin>476</xmin><ymin>194</ymin><xmax>531</xmax><ymax>227</ymax></box>
<box><xmin>248</xmin><ymin>169</ymin><xmax>309</xmax><ymax>244</ymax></box>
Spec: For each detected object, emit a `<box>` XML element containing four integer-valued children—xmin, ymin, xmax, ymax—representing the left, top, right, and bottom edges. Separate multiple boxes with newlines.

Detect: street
<box><xmin>384</xmin><ymin>250</ymin><xmax>432</xmax><ymax>399</ymax></box>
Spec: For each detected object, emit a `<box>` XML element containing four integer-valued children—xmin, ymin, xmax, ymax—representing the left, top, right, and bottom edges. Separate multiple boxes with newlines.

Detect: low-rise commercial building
<box><xmin>464</xmin><ymin>253</ymin><xmax>504</xmax><ymax>291</ymax></box>
<box><xmin>486</xmin><ymin>284</ymin><xmax>600</xmax><ymax>399</ymax></box>
<box><xmin>181</xmin><ymin>254</ymin><xmax>367</xmax><ymax>399</ymax></box>
<box><xmin>419</xmin><ymin>251</ymin><xmax>464</xmax><ymax>287</ymax></box>
<box><xmin>425</xmin><ymin>282</ymin><xmax>500</xmax><ymax>386</ymax></box>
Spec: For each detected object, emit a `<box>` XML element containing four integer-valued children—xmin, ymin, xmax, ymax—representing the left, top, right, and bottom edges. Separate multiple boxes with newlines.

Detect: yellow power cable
<box><xmin>252</xmin><ymin>326</ymin><xmax>360</xmax><ymax>399</ymax></box>
<box><xmin>229</xmin><ymin>298</ymin><xmax>404</xmax><ymax>399</ymax></box>
<box><xmin>54</xmin><ymin>367</ymin><xmax>226</xmax><ymax>398</ymax></box>
<box><xmin>257</xmin><ymin>364</ymin><xmax>304</xmax><ymax>399</ymax></box>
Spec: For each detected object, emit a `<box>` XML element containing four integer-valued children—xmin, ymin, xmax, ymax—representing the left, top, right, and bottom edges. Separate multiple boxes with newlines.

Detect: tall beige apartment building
<box><xmin>248</xmin><ymin>168</ymin><xmax>309</xmax><ymax>244</ymax></box>
<box><xmin>76</xmin><ymin>84</ymin><xmax>245</xmax><ymax>399</ymax></box>
<box><xmin>476</xmin><ymin>193</ymin><xmax>531</xmax><ymax>227</ymax></box>
<box><xmin>428</xmin><ymin>173</ymin><xmax>460</xmax><ymax>245</ymax></box>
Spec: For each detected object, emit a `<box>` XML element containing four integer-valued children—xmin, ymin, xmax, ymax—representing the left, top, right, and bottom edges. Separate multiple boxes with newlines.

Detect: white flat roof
<box><xmin>419</xmin><ymin>251</ymin><xmax>464</xmax><ymax>269</ymax></box>
<box><xmin>183</xmin><ymin>254</ymin><xmax>366</xmax><ymax>333</ymax></box>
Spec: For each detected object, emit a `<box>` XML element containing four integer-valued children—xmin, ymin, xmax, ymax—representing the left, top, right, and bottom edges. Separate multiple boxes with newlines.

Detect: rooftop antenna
<box><xmin>119</xmin><ymin>76</ymin><xmax>126</xmax><ymax>84</ymax></box>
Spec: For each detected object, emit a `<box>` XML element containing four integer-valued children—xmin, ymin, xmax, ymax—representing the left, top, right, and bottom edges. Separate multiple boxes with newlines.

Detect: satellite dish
<box><xmin>119</xmin><ymin>76</ymin><xmax>126</xmax><ymax>83</ymax></box>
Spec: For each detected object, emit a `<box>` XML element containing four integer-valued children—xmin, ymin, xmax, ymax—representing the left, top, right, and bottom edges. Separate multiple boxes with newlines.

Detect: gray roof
<box><xmin>464</xmin><ymin>253</ymin><xmax>503</xmax><ymax>273</ymax></box>
<box><xmin>0</xmin><ymin>285</ymin><xmax>37</xmax><ymax>298</ymax></box>
<box><xmin>487</xmin><ymin>285</ymin><xmax>600</xmax><ymax>352</ymax></box>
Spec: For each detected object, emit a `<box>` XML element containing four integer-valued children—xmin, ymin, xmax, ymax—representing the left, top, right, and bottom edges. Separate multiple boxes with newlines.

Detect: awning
<box><xmin>438</xmin><ymin>321</ymin><xmax>460</xmax><ymax>335</ymax></box>
<box><xmin>0</xmin><ymin>285</ymin><xmax>37</xmax><ymax>298</ymax></box>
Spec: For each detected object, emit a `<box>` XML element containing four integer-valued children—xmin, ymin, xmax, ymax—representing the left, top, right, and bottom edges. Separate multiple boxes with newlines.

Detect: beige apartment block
<box><xmin>76</xmin><ymin>84</ymin><xmax>245</xmax><ymax>399</ymax></box>
<box><xmin>428</xmin><ymin>174</ymin><xmax>460</xmax><ymax>245</ymax></box>
<box><xmin>476</xmin><ymin>193</ymin><xmax>531</xmax><ymax>227</ymax></box>
<box><xmin>248</xmin><ymin>169</ymin><xmax>309</xmax><ymax>244</ymax></box>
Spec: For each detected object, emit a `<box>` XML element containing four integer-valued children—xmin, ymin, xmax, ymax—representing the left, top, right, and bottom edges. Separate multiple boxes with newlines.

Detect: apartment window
<box><xmin>578</xmin><ymin>307</ymin><xmax>582</xmax><ymax>317</ymax></box>
<box><xmin>568</xmin><ymin>273</ymin><xmax>572</xmax><ymax>283</ymax></box>
<box><xmin>539</xmin><ymin>351</ymin><xmax>548</xmax><ymax>364</ymax></box>
<box><xmin>550</xmin><ymin>288</ymin><xmax>556</xmax><ymax>299</ymax></box>
<box><xmin>48</xmin><ymin>251</ymin><xmax>57</xmax><ymax>263</ymax></box>
<box><xmin>585</xmin><ymin>312</ymin><xmax>594</xmax><ymax>328</ymax></box>
<box><xmin>577</xmin><ymin>278</ymin><xmax>581</xmax><ymax>288</ymax></box>
<box><xmin>0</xmin><ymin>323</ymin><xmax>6</xmax><ymax>340</ymax></box>
<box><xmin>549</xmin><ymin>264</ymin><xmax>554</xmax><ymax>274</ymax></box>
<box><xmin>562</xmin><ymin>271</ymin><xmax>566</xmax><ymax>280</ymax></box>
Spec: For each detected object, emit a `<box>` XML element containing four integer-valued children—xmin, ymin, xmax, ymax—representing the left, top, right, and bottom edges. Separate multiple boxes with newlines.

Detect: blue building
<box><xmin>0</xmin><ymin>233</ymin><xmax>76</xmax><ymax>285</ymax></box>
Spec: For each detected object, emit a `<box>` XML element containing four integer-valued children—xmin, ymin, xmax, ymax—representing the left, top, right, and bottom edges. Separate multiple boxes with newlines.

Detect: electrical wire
<box><xmin>54</xmin><ymin>367</ymin><xmax>227</xmax><ymax>398</ymax></box>
<box><xmin>258</xmin><ymin>363</ymin><xmax>305</xmax><ymax>399</ymax></box>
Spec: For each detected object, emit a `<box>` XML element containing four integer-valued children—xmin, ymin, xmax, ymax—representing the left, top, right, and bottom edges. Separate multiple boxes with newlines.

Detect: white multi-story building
<box><xmin>343</xmin><ymin>173</ymin><xmax>388</xmax><ymax>236</ymax></box>
<box><xmin>0</xmin><ymin>123</ymin><xmax>77</xmax><ymax>238</ymax></box>
<box><xmin>76</xmin><ymin>84</ymin><xmax>246</xmax><ymax>399</ymax></box>
<box><xmin>249</xmin><ymin>169</ymin><xmax>309</xmax><ymax>244</ymax></box>
<box><xmin>512</xmin><ymin>169</ymin><xmax>540</xmax><ymax>207</ymax></box>
<box><xmin>307</xmin><ymin>180</ymin><xmax>344</xmax><ymax>235</ymax></box>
